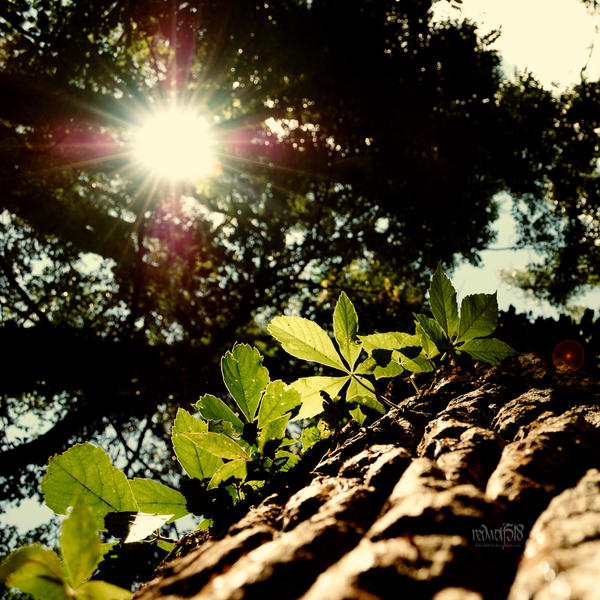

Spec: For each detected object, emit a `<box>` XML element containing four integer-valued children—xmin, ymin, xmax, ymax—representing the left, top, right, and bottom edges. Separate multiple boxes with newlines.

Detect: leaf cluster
<box><xmin>1</xmin><ymin>266</ymin><xmax>516</xmax><ymax>597</ymax></box>
<box><xmin>0</xmin><ymin>499</ymin><xmax>131</xmax><ymax>600</ymax></box>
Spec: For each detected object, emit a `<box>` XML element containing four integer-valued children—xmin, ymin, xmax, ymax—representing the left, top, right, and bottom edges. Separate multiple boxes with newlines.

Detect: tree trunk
<box><xmin>133</xmin><ymin>353</ymin><xmax>600</xmax><ymax>599</ymax></box>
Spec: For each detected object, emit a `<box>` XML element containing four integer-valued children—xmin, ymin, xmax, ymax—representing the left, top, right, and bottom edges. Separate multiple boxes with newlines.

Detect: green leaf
<box><xmin>459</xmin><ymin>338</ymin><xmax>517</xmax><ymax>365</ymax></box>
<box><xmin>374</xmin><ymin>361</ymin><xmax>403</xmax><ymax>379</ymax></box>
<box><xmin>354</xmin><ymin>357</ymin><xmax>376</xmax><ymax>375</ymax></box>
<box><xmin>274</xmin><ymin>450</ymin><xmax>300</xmax><ymax>472</ymax></box>
<box><xmin>258</xmin><ymin>414</ymin><xmax>289</xmax><ymax>453</ymax></box>
<box><xmin>358</xmin><ymin>332</ymin><xmax>411</xmax><ymax>353</ymax></box>
<box><xmin>194</xmin><ymin>394</ymin><xmax>244</xmax><ymax>432</ymax></box>
<box><xmin>221</xmin><ymin>344</ymin><xmax>270</xmax><ymax>421</ymax></box>
<box><xmin>457</xmin><ymin>293</ymin><xmax>498</xmax><ymax>342</ymax></box>
<box><xmin>41</xmin><ymin>443</ymin><xmax>138</xmax><ymax>530</ymax></box>
<box><xmin>349</xmin><ymin>406</ymin><xmax>366</xmax><ymax>425</ymax></box>
<box><xmin>348</xmin><ymin>394</ymin><xmax>386</xmax><ymax>415</ymax></box>
<box><xmin>0</xmin><ymin>546</ymin><xmax>68</xmax><ymax>600</ymax></box>
<box><xmin>60</xmin><ymin>499</ymin><xmax>103</xmax><ymax>588</ymax></box>
<box><xmin>181</xmin><ymin>432</ymin><xmax>252</xmax><ymax>460</ymax></box>
<box><xmin>397</xmin><ymin>351</ymin><xmax>434</xmax><ymax>373</ymax></box>
<box><xmin>76</xmin><ymin>580</ymin><xmax>132</xmax><ymax>599</ymax></box>
<box><xmin>300</xmin><ymin>426</ymin><xmax>320</xmax><ymax>451</ymax></box>
<box><xmin>171</xmin><ymin>409</ymin><xmax>222</xmax><ymax>480</ymax></box>
<box><xmin>333</xmin><ymin>292</ymin><xmax>362</xmax><ymax>369</ymax></box>
<box><xmin>346</xmin><ymin>375</ymin><xmax>376</xmax><ymax>403</ymax></box>
<box><xmin>289</xmin><ymin>376</ymin><xmax>348</xmax><ymax>419</ymax></box>
<box><xmin>414</xmin><ymin>325</ymin><xmax>441</xmax><ymax>358</ymax></box>
<box><xmin>268</xmin><ymin>316</ymin><xmax>346</xmax><ymax>371</ymax></box>
<box><xmin>156</xmin><ymin>540</ymin><xmax>176</xmax><ymax>553</ymax></box>
<box><xmin>257</xmin><ymin>380</ymin><xmax>301</xmax><ymax>428</ymax></box>
<box><xmin>429</xmin><ymin>264</ymin><xmax>459</xmax><ymax>337</ymax></box>
<box><xmin>129</xmin><ymin>479</ymin><xmax>189</xmax><ymax>522</ymax></box>
<box><xmin>414</xmin><ymin>313</ymin><xmax>447</xmax><ymax>349</ymax></box>
<box><xmin>207</xmin><ymin>459</ymin><xmax>247</xmax><ymax>489</ymax></box>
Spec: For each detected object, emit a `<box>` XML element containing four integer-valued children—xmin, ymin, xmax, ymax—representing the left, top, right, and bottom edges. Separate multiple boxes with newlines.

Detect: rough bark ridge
<box><xmin>134</xmin><ymin>354</ymin><xmax>600</xmax><ymax>600</ymax></box>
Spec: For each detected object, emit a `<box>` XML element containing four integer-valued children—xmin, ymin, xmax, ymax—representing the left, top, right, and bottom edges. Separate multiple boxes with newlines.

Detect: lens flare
<box><xmin>133</xmin><ymin>108</ymin><xmax>219</xmax><ymax>181</ymax></box>
<box><xmin>552</xmin><ymin>339</ymin><xmax>585</xmax><ymax>373</ymax></box>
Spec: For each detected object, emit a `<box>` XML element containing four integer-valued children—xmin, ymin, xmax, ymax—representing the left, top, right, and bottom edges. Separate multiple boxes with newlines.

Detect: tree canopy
<box><xmin>0</xmin><ymin>0</ymin><xmax>599</xmax><ymax>511</ymax></box>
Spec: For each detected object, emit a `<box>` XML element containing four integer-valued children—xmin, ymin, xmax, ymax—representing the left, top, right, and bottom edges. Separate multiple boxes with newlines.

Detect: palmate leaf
<box><xmin>333</xmin><ymin>292</ymin><xmax>362</xmax><ymax>369</ymax></box>
<box><xmin>429</xmin><ymin>264</ymin><xmax>459</xmax><ymax>337</ymax></box>
<box><xmin>257</xmin><ymin>380</ymin><xmax>301</xmax><ymax>428</ymax></box>
<box><xmin>268</xmin><ymin>316</ymin><xmax>346</xmax><ymax>371</ymax></box>
<box><xmin>41</xmin><ymin>443</ymin><xmax>138</xmax><ymax>530</ymax></box>
<box><xmin>60</xmin><ymin>499</ymin><xmax>104</xmax><ymax>589</ymax></box>
<box><xmin>181</xmin><ymin>432</ymin><xmax>252</xmax><ymax>460</ymax></box>
<box><xmin>459</xmin><ymin>338</ymin><xmax>517</xmax><ymax>365</ymax></box>
<box><xmin>129</xmin><ymin>479</ymin><xmax>189</xmax><ymax>522</ymax></box>
<box><xmin>457</xmin><ymin>293</ymin><xmax>498</xmax><ymax>342</ymax></box>
<box><xmin>171</xmin><ymin>409</ymin><xmax>222</xmax><ymax>480</ymax></box>
<box><xmin>289</xmin><ymin>376</ymin><xmax>347</xmax><ymax>419</ymax></box>
<box><xmin>221</xmin><ymin>344</ymin><xmax>270</xmax><ymax>422</ymax></box>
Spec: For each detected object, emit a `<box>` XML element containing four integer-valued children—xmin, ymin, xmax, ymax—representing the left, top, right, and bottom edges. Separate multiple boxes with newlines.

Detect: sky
<box><xmin>3</xmin><ymin>0</ymin><xmax>600</xmax><ymax>535</ymax></box>
<box><xmin>432</xmin><ymin>0</ymin><xmax>600</xmax><ymax>318</ymax></box>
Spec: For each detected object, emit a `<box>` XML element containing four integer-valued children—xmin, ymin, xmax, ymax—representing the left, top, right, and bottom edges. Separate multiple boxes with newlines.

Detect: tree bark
<box><xmin>133</xmin><ymin>353</ymin><xmax>600</xmax><ymax>600</ymax></box>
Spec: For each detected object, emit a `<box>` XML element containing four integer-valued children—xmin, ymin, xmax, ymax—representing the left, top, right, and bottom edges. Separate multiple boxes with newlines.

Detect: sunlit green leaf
<box><xmin>0</xmin><ymin>545</ymin><xmax>68</xmax><ymax>600</ymax></box>
<box><xmin>104</xmin><ymin>512</ymin><xmax>173</xmax><ymax>544</ymax></box>
<box><xmin>207</xmin><ymin>459</ymin><xmax>247</xmax><ymax>489</ymax></box>
<box><xmin>171</xmin><ymin>409</ymin><xmax>222</xmax><ymax>480</ymax></box>
<box><xmin>129</xmin><ymin>479</ymin><xmax>189</xmax><ymax>522</ymax></box>
<box><xmin>354</xmin><ymin>357</ymin><xmax>376</xmax><ymax>375</ymax></box>
<box><xmin>221</xmin><ymin>344</ymin><xmax>270</xmax><ymax>421</ymax></box>
<box><xmin>194</xmin><ymin>394</ymin><xmax>244</xmax><ymax>432</ymax></box>
<box><xmin>268</xmin><ymin>316</ymin><xmax>346</xmax><ymax>371</ymax></box>
<box><xmin>414</xmin><ymin>313</ymin><xmax>447</xmax><ymax>349</ymax></box>
<box><xmin>258</xmin><ymin>414</ymin><xmax>289</xmax><ymax>453</ymax></box>
<box><xmin>257</xmin><ymin>380</ymin><xmax>301</xmax><ymax>428</ymax></box>
<box><xmin>41</xmin><ymin>443</ymin><xmax>138</xmax><ymax>530</ymax></box>
<box><xmin>358</xmin><ymin>331</ymin><xmax>411</xmax><ymax>353</ymax></box>
<box><xmin>75</xmin><ymin>580</ymin><xmax>132</xmax><ymax>599</ymax></box>
<box><xmin>397</xmin><ymin>351</ymin><xmax>434</xmax><ymax>373</ymax></box>
<box><xmin>374</xmin><ymin>361</ymin><xmax>403</xmax><ymax>379</ymax></box>
<box><xmin>459</xmin><ymin>337</ymin><xmax>517</xmax><ymax>365</ymax></box>
<box><xmin>156</xmin><ymin>540</ymin><xmax>176</xmax><ymax>553</ymax></box>
<box><xmin>349</xmin><ymin>406</ymin><xmax>366</xmax><ymax>425</ymax></box>
<box><xmin>60</xmin><ymin>499</ymin><xmax>103</xmax><ymax>588</ymax></box>
<box><xmin>347</xmin><ymin>375</ymin><xmax>376</xmax><ymax>402</ymax></box>
<box><xmin>181</xmin><ymin>432</ymin><xmax>252</xmax><ymax>460</ymax></box>
<box><xmin>457</xmin><ymin>293</ymin><xmax>498</xmax><ymax>342</ymax></box>
<box><xmin>429</xmin><ymin>264</ymin><xmax>459</xmax><ymax>337</ymax></box>
<box><xmin>289</xmin><ymin>376</ymin><xmax>347</xmax><ymax>419</ymax></box>
<box><xmin>333</xmin><ymin>292</ymin><xmax>362</xmax><ymax>369</ymax></box>
<box><xmin>348</xmin><ymin>394</ymin><xmax>386</xmax><ymax>414</ymax></box>
<box><xmin>274</xmin><ymin>450</ymin><xmax>300</xmax><ymax>472</ymax></box>
<box><xmin>300</xmin><ymin>426</ymin><xmax>320</xmax><ymax>451</ymax></box>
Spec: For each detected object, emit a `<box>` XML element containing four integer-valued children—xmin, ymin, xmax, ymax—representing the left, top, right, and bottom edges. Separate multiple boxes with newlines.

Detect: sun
<box><xmin>133</xmin><ymin>108</ymin><xmax>219</xmax><ymax>181</ymax></box>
